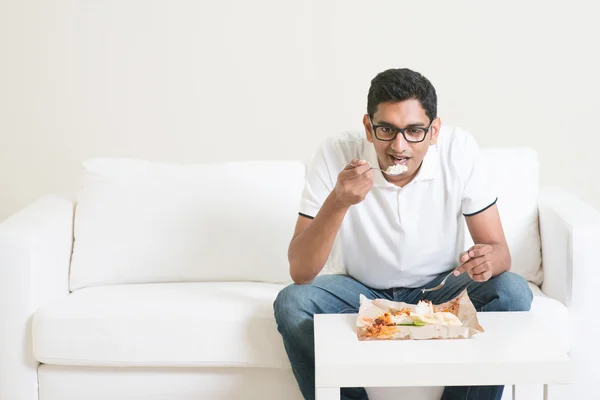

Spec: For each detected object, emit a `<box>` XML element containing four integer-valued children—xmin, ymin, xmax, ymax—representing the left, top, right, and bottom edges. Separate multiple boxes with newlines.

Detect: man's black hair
<box><xmin>367</xmin><ymin>68</ymin><xmax>437</xmax><ymax>122</ymax></box>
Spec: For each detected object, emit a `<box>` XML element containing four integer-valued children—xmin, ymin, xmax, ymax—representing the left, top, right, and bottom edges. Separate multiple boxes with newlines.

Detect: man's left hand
<box><xmin>454</xmin><ymin>244</ymin><xmax>494</xmax><ymax>282</ymax></box>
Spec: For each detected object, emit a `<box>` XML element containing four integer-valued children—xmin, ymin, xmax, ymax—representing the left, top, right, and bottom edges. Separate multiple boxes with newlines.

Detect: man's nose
<box><xmin>392</xmin><ymin>132</ymin><xmax>409</xmax><ymax>152</ymax></box>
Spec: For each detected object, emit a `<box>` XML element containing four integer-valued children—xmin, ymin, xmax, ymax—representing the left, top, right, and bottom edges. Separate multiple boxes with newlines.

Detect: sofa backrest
<box><xmin>69</xmin><ymin>149</ymin><xmax>543</xmax><ymax>291</ymax></box>
<box><xmin>69</xmin><ymin>158</ymin><xmax>305</xmax><ymax>290</ymax></box>
<box><xmin>464</xmin><ymin>148</ymin><xmax>543</xmax><ymax>285</ymax></box>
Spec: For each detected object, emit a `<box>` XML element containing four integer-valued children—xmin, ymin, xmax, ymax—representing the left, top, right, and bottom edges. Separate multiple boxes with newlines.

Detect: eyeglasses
<box><xmin>369</xmin><ymin>117</ymin><xmax>436</xmax><ymax>143</ymax></box>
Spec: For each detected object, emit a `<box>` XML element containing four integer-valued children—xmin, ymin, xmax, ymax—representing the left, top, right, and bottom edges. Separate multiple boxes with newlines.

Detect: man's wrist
<box><xmin>327</xmin><ymin>191</ymin><xmax>351</xmax><ymax>214</ymax></box>
<box><xmin>490</xmin><ymin>243</ymin><xmax>511</xmax><ymax>276</ymax></box>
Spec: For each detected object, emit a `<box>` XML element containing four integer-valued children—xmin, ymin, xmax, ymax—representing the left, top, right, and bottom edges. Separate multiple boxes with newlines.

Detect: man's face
<box><xmin>363</xmin><ymin>99</ymin><xmax>440</xmax><ymax>186</ymax></box>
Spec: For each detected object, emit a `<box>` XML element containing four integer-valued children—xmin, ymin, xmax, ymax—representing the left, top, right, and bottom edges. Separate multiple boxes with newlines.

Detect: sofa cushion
<box><xmin>32</xmin><ymin>282</ymin><xmax>568</xmax><ymax>368</ymax></box>
<box><xmin>33</xmin><ymin>282</ymin><xmax>290</xmax><ymax>368</ymax></box>
<box><xmin>463</xmin><ymin>148</ymin><xmax>543</xmax><ymax>285</ymax></box>
<box><xmin>69</xmin><ymin>158</ymin><xmax>304</xmax><ymax>290</ymax></box>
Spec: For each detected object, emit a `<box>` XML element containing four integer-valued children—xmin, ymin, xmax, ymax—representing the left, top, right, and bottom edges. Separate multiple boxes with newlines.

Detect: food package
<box><xmin>356</xmin><ymin>289</ymin><xmax>484</xmax><ymax>340</ymax></box>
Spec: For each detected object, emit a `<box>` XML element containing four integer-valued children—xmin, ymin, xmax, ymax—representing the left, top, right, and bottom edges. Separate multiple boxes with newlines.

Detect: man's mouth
<box><xmin>389</xmin><ymin>154</ymin><xmax>410</xmax><ymax>165</ymax></box>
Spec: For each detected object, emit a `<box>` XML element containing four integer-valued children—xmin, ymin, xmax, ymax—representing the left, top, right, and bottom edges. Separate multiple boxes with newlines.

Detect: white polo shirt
<box><xmin>298</xmin><ymin>126</ymin><xmax>497</xmax><ymax>289</ymax></box>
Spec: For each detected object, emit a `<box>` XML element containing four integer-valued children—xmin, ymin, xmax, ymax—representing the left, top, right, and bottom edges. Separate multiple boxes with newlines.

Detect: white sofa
<box><xmin>1</xmin><ymin>148</ymin><xmax>599</xmax><ymax>400</ymax></box>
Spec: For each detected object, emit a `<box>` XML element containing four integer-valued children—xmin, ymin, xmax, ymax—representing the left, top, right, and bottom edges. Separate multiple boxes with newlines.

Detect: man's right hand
<box><xmin>332</xmin><ymin>159</ymin><xmax>374</xmax><ymax>208</ymax></box>
<box><xmin>288</xmin><ymin>159</ymin><xmax>373</xmax><ymax>284</ymax></box>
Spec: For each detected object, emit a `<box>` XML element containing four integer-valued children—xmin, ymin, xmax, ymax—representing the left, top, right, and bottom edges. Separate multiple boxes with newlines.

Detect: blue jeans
<box><xmin>273</xmin><ymin>270</ymin><xmax>533</xmax><ymax>400</ymax></box>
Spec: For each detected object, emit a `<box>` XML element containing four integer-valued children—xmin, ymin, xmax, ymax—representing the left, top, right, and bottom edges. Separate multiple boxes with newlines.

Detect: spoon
<box><xmin>349</xmin><ymin>163</ymin><xmax>407</xmax><ymax>176</ymax></box>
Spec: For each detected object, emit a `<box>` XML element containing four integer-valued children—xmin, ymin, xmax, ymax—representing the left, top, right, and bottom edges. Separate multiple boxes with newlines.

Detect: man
<box><xmin>274</xmin><ymin>68</ymin><xmax>533</xmax><ymax>400</ymax></box>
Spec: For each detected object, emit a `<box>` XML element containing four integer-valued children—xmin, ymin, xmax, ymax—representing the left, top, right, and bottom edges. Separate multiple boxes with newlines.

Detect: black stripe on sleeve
<box><xmin>298</xmin><ymin>212</ymin><xmax>315</xmax><ymax>220</ymax></box>
<box><xmin>463</xmin><ymin>197</ymin><xmax>498</xmax><ymax>217</ymax></box>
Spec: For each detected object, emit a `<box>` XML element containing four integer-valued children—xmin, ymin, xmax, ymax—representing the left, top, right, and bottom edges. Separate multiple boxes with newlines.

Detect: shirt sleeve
<box><xmin>460</xmin><ymin>132</ymin><xmax>498</xmax><ymax>216</ymax></box>
<box><xmin>298</xmin><ymin>139</ymin><xmax>337</xmax><ymax>219</ymax></box>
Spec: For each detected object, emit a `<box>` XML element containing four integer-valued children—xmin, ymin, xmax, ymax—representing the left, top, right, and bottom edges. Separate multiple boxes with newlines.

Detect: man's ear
<box><xmin>363</xmin><ymin>114</ymin><xmax>374</xmax><ymax>143</ymax></box>
<box><xmin>429</xmin><ymin>117</ymin><xmax>441</xmax><ymax>145</ymax></box>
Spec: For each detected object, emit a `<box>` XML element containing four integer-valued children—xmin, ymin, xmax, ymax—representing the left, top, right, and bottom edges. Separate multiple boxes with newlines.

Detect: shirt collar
<box><xmin>362</xmin><ymin>142</ymin><xmax>440</xmax><ymax>188</ymax></box>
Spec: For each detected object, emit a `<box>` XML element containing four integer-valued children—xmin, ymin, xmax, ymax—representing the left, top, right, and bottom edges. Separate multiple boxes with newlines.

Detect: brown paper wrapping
<box><xmin>356</xmin><ymin>289</ymin><xmax>484</xmax><ymax>340</ymax></box>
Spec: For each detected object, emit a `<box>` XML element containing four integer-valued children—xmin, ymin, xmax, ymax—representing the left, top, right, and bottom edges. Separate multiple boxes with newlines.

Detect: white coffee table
<box><xmin>314</xmin><ymin>312</ymin><xmax>571</xmax><ymax>400</ymax></box>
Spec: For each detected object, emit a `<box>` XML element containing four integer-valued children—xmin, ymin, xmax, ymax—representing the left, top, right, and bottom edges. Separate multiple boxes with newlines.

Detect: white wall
<box><xmin>1</xmin><ymin>0</ymin><xmax>599</xmax><ymax>221</ymax></box>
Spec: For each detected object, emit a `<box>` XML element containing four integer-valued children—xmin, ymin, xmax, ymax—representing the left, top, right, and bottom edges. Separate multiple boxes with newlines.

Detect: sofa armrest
<box><xmin>538</xmin><ymin>187</ymin><xmax>600</xmax><ymax>307</ymax></box>
<box><xmin>0</xmin><ymin>195</ymin><xmax>74</xmax><ymax>400</ymax></box>
<box><xmin>538</xmin><ymin>187</ymin><xmax>600</xmax><ymax>396</ymax></box>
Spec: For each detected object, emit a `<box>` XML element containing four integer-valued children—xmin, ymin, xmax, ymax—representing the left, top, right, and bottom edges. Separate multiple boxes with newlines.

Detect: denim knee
<box><xmin>274</xmin><ymin>284</ymin><xmax>314</xmax><ymax>331</ymax></box>
<box><xmin>274</xmin><ymin>274</ymin><xmax>356</xmax><ymax>325</ymax></box>
<box><xmin>486</xmin><ymin>271</ymin><xmax>533</xmax><ymax>311</ymax></box>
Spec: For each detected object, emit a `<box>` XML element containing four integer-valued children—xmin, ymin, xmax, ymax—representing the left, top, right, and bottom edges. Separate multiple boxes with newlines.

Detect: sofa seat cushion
<box><xmin>528</xmin><ymin>282</ymin><xmax>571</xmax><ymax>353</ymax></box>
<box><xmin>32</xmin><ymin>281</ymin><xmax>570</xmax><ymax>368</ymax></box>
<box><xmin>33</xmin><ymin>282</ymin><xmax>291</xmax><ymax>368</ymax></box>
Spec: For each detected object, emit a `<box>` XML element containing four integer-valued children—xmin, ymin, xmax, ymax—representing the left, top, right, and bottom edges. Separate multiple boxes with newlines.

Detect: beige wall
<box><xmin>1</xmin><ymin>0</ymin><xmax>599</xmax><ymax>221</ymax></box>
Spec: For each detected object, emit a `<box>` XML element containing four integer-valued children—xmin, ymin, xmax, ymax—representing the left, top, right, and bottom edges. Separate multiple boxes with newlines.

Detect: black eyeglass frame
<box><xmin>369</xmin><ymin>116</ymin><xmax>437</xmax><ymax>143</ymax></box>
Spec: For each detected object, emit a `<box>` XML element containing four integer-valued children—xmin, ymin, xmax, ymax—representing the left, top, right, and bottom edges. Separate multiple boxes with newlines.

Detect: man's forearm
<box><xmin>490</xmin><ymin>243</ymin><xmax>511</xmax><ymax>276</ymax></box>
<box><xmin>288</xmin><ymin>193</ymin><xmax>349</xmax><ymax>284</ymax></box>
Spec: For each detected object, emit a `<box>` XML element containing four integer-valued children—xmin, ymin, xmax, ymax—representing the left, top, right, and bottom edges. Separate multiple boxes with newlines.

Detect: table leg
<box><xmin>316</xmin><ymin>387</ymin><xmax>340</xmax><ymax>400</ymax></box>
<box><xmin>543</xmin><ymin>384</ymin><xmax>548</xmax><ymax>400</ymax></box>
<box><xmin>512</xmin><ymin>384</ymin><xmax>516</xmax><ymax>400</ymax></box>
